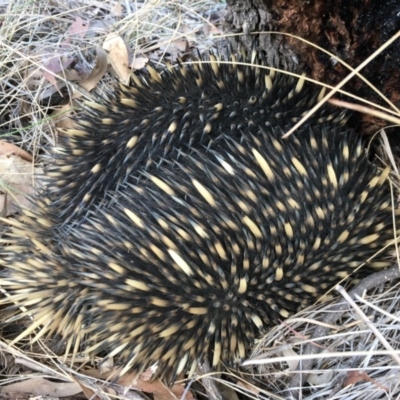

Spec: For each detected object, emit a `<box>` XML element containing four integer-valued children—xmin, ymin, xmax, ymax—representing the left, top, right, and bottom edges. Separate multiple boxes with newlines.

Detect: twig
<box><xmin>287</xmin><ymin>265</ymin><xmax>400</xmax><ymax>400</ymax></box>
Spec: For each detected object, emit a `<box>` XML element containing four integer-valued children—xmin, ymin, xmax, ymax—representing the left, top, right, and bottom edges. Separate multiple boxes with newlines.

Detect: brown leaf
<box><xmin>80</xmin><ymin>382</ymin><xmax>116</xmax><ymax>400</ymax></box>
<box><xmin>84</xmin><ymin>367</ymin><xmax>194</xmax><ymax>400</ymax></box>
<box><xmin>159</xmin><ymin>38</ymin><xmax>190</xmax><ymax>61</ymax></box>
<box><xmin>78</xmin><ymin>46</ymin><xmax>108</xmax><ymax>93</ymax></box>
<box><xmin>0</xmin><ymin>154</ymin><xmax>42</xmax><ymax>216</ymax></box>
<box><xmin>216</xmin><ymin>382</ymin><xmax>240</xmax><ymax>400</ymax></box>
<box><xmin>103</xmin><ymin>33</ymin><xmax>130</xmax><ymax>83</ymax></box>
<box><xmin>202</xmin><ymin>23</ymin><xmax>223</xmax><ymax>36</ymax></box>
<box><xmin>131</xmin><ymin>56</ymin><xmax>149</xmax><ymax>71</ymax></box>
<box><xmin>344</xmin><ymin>370</ymin><xmax>370</xmax><ymax>386</ymax></box>
<box><xmin>0</xmin><ymin>377</ymin><xmax>81</xmax><ymax>397</ymax></box>
<box><xmin>54</xmin><ymin>102</ymin><xmax>76</xmax><ymax>129</ymax></box>
<box><xmin>119</xmin><ymin>371</ymin><xmax>194</xmax><ymax>400</ymax></box>
<box><xmin>68</xmin><ymin>17</ymin><xmax>89</xmax><ymax>39</ymax></box>
<box><xmin>41</xmin><ymin>53</ymin><xmax>74</xmax><ymax>90</ymax></box>
<box><xmin>0</xmin><ymin>141</ymin><xmax>32</xmax><ymax>162</ymax></box>
<box><xmin>237</xmin><ymin>380</ymin><xmax>260</xmax><ymax>395</ymax></box>
<box><xmin>343</xmin><ymin>370</ymin><xmax>388</xmax><ymax>391</ymax></box>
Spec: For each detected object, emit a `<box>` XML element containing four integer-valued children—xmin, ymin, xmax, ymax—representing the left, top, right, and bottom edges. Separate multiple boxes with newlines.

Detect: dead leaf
<box><xmin>281</xmin><ymin>344</ymin><xmax>299</xmax><ymax>370</ymax></box>
<box><xmin>0</xmin><ymin>154</ymin><xmax>42</xmax><ymax>216</ymax></box>
<box><xmin>343</xmin><ymin>370</ymin><xmax>388</xmax><ymax>391</ymax></box>
<box><xmin>64</xmin><ymin>67</ymin><xmax>87</xmax><ymax>82</ymax></box>
<box><xmin>68</xmin><ymin>17</ymin><xmax>89</xmax><ymax>39</ymax></box>
<box><xmin>131</xmin><ymin>56</ymin><xmax>149</xmax><ymax>71</ymax></box>
<box><xmin>0</xmin><ymin>141</ymin><xmax>32</xmax><ymax>162</ymax></box>
<box><xmin>202</xmin><ymin>23</ymin><xmax>223</xmax><ymax>36</ymax></box>
<box><xmin>103</xmin><ymin>33</ymin><xmax>130</xmax><ymax>83</ymax></box>
<box><xmin>0</xmin><ymin>377</ymin><xmax>81</xmax><ymax>397</ymax></box>
<box><xmin>38</xmin><ymin>15</ymin><xmax>89</xmax><ymax>91</ymax></box>
<box><xmin>84</xmin><ymin>367</ymin><xmax>194</xmax><ymax>400</ymax></box>
<box><xmin>41</xmin><ymin>53</ymin><xmax>74</xmax><ymax>90</ymax></box>
<box><xmin>80</xmin><ymin>382</ymin><xmax>117</xmax><ymax>400</ymax></box>
<box><xmin>119</xmin><ymin>371</ymin><xmax>193</xmax><ymax>400</ymax></box>
<box><xmin>307</xmin><ymin>370</ymin><xmax>334</xmax><ymax>385</ymax></box>
<box><xmin>344</xmin><ymin>370</ymin><xmax>370</xmax><ymax>387</ymax></box>
<box><xmin>88</xmin><ymin>20</ymin><xmax>115</xmax><ymax>36</ymax></box>
<box><xmin>111</xmin><ymin>2</ymin><xmax>122</xmax><ymax>16</ymax></box>
<box><xmin>181</xmin><ymin>25</ymin><xmax>197</xmax><ymax>46</ymax></box>
<box><xmin>216</xmin><ymin>382</ymin><xmax>239</xmax><ymax>400</ymax></box>
<box><xmin>237</xmin><ymin>380</ymin><xmax>260</xmax><ymax>395</ymax></box>
<box><xmin>159</xmin><ymin>38</ymin><xmax>190</xmax><ymax>61</ymax></box>
<box><xmin>78</xmin><ymin>46</ymin><xmax>108</xmax><ymax>93</ymax></box>
<box><xmin>54</xmin><ymin>102</ymin><xmax>76</xmax><ymax>129</ymax></box>
<box><xmin>24</xmin><ymin>67</ymin><xmax>61</xmax><ymax>100</ymax></box>
<box><xmin>98</xmin><ymin>357</ymin><xmax>114</xmax><ymax>375</ymax></box>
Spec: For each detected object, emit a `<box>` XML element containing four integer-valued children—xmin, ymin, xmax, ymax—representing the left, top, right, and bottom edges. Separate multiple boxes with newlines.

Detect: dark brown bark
<box><xmin>224</xmin><ymin>0</ymin><xmax>400</xmax><ymax>133</ymax></box>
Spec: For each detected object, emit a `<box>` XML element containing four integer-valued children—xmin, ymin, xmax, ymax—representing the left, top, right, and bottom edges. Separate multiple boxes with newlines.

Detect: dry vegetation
<box><xmin>0</xmin><ymin>1</ymin><xmax>400</xmax><ymax>400</ymax></box>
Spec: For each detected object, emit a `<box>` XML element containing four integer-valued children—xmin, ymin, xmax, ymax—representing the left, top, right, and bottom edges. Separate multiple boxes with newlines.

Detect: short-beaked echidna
<box><xmin>1</xmin><ymin>49</ymin><xmax>397</xmax><ymax>383</ymax></box>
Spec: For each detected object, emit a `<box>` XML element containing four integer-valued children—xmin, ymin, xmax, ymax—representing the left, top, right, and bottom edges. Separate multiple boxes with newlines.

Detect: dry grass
<box><xmin>0</xmin><ymin>0</ymin><xmax>224</xmax><ymax>155</ymax></box>
<box><xmin>0</xmin><ymin>1</ymin><xmax>400</xmax><ymax>399</ymax></box>
<box><xmin>240</xmin><ymin>271</ymin><xmax>400</xmax><ymax>399</ymax></box>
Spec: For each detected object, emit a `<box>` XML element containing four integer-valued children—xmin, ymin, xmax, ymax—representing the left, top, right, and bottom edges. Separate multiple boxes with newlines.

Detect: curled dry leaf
<box><xmin>41</xmin><ymin>17</ymin><xmax>89</xmax><ymax>87</ymax></box>
<box><xmin>52</xmin><ymin>47</ymin><xmax>108</xmax><ymax>128</ymax></box>
<box><xmin>78</xmin><ymin>46</ymin><xmax>108</xmax><ymax>93</ymax></box>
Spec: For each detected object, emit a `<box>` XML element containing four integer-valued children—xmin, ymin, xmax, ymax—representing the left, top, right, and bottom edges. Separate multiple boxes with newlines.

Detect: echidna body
<box><xmin>1</xmin><ymin>50</ymin><xmax>397</xmax><ymax>382</ymax></box>
<box><xmin>48</xmin><ymin>52</ymin><xmax>345</xmax><ymax>228</ymax></box>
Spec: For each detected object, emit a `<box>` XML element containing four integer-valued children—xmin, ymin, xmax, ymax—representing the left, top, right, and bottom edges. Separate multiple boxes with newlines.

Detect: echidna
<box><xmin>1</xmin><ymin>48</ymin><xmax>397</xmax><ymax>383</ymax></box>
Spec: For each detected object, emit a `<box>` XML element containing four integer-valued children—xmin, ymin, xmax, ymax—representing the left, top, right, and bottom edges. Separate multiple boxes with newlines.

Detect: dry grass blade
<box><xmin>245</xmin><ymin>267</ymin><xmax>400</xmax><ymax>399</ymax></box>
<box><xmin>282</xmin><ymin>29</ymin><xmax>400</xmax><ymax>138</ymax></box>
<box><xmin>328</xmin><ymin>99</ymin><xmax>400</xmax><ymax>126</ymax></box>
